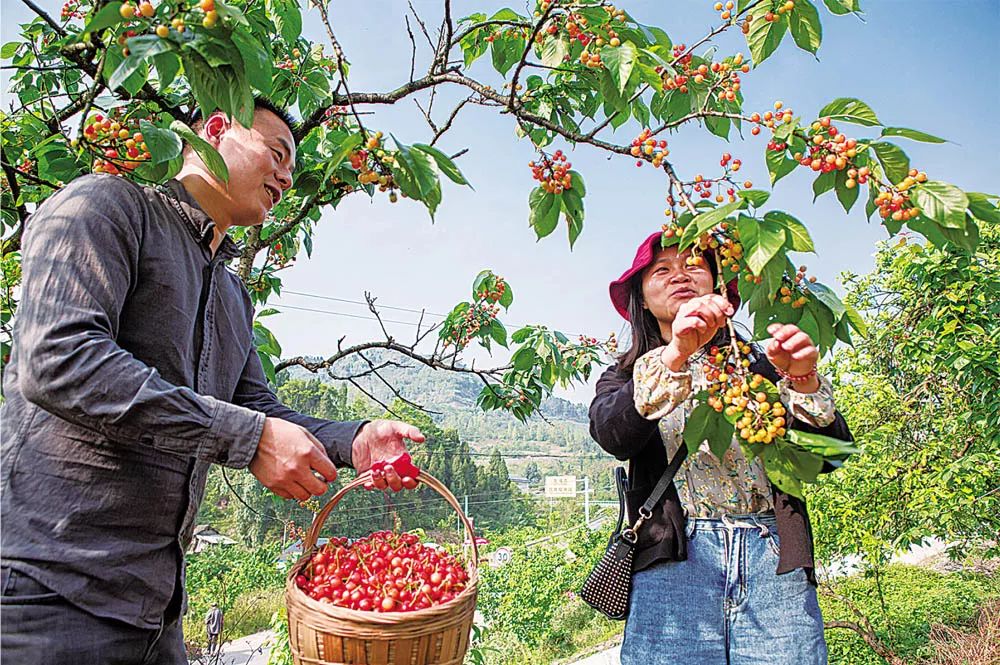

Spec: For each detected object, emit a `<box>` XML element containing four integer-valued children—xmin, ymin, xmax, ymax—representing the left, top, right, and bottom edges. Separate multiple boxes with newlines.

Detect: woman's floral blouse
<box><xmin>632</xmin><ymin>346</ymin><xmax>837</xmax><ymax>517</ymax></box>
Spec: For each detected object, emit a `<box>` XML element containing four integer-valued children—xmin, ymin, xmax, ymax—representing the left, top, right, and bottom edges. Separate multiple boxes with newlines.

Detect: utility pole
<box><xmin>581</xmin><ymin>476</ymin><xmax>591</xmax><ymax>527</ymax></box>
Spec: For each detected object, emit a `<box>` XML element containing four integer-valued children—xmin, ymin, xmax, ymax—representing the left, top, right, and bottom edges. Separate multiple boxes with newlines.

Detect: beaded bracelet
<box><xmin>774</xmin><ymin>365</ymin><xmax>818</xmax><ymax>383</ymax></box>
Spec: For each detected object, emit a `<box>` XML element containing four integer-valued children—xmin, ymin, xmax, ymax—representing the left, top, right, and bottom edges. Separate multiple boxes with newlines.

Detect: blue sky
<box><xmin>4</xmin><ymin>1</ymin><xmax>999</xmax><ymax>403</ymax></box>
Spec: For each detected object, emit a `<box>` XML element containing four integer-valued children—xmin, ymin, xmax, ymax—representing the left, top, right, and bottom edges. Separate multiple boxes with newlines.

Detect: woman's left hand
<box><xmin>765</xmin><ymin>322</ymin><xmax>820</xmax><ymax>392</ymax></box>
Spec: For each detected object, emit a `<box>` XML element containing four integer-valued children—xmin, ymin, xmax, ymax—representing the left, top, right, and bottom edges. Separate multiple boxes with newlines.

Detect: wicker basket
<box><xmin>284</xmin><ymin>471</ymin><xmax>479</xmax><ymax>665</ymax></box>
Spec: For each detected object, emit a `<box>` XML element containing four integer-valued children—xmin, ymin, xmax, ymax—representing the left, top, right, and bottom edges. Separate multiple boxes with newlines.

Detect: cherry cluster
<box><xmin>749</xmin><ymin>100</ymin><xmax>795</xmax><ymax>136</ymax></box>
<box><xmin>116</xmin><ymin>0</ymin><xmax>219</xmax><ymax>43</ymax></box>
<box><xmin>81</xmin><ymin>113</ymin><xmax>151</xmax><ymax>176</ymax></box>
<box><xmin>446</xmin><ymin>300</ymin><xmax>501</xmax><ymax>349</ymax></box>
<box><xmin>658</xmin><ymin>47</ymin><xmax>749</xmax><ymax>100</ymax></box>
<box><xmin>295</xmin><ymin>531</ymin><xmax>470</xmax><ymax>613</ymax></box>
<box><xmin>60</xmin><ymin>0</ymin><xmax>85</xmax><ymax>20</ymax></box>
<box><xmin>349</xmin><ymin>142</ymin><xmax>396</xmax><ymax>197</ymax></box>
<box><xmin>875</xmin><ymin>170</ymin><xmax>927</xmax><ymax>222</ymax></box>
<box><xmin>480</xmin><ymin>277</ymin><xmax>508</xmax><ymax>304</ymax></box>
<box><xmin>529</xmin><ymin>150</ymin><xmax>573</xmax><ymax>194</ymax></box>
<box><xmin>630</xmin><ymin>129</ymin><xmax>669</xmax><ymax>168</ymax></box>
<box><xmin>702</xmin><ymin>345</ymin><xmax>789</xmax><ymax>445</ymax></box>
<box><xmin>762</xmin><ymin>0</ymin><xmax>796</xmax><ymax>23</ymax></box>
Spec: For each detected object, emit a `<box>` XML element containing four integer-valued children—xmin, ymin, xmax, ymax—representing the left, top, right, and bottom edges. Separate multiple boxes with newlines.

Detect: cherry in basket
<box><xmin>295</xmin><ymin>530</ymin><xmax>469</xmax><ymax>612</ymax></box>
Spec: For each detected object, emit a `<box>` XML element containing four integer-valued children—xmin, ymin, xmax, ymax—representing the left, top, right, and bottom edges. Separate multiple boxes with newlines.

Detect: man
<box><xmin>205</xmin><ymin>603</ymin><xmax>223</xmax><ymax>655</ymax></box>
<box><xmin>0</xmin><ymin>98</ymin><xmax>421</xmax><ymax>663</ymax></box>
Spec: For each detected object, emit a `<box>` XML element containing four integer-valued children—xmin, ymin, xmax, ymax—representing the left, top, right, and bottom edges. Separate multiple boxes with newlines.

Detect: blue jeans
<box><xmin>621</xmin><ymin>513</ymin><xmax>827</xmax><ymax>665</ymax></box>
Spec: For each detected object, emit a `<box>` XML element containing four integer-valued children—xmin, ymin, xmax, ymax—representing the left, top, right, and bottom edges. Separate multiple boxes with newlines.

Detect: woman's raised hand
<box><xmin>661</xmin><ymin>294</ymin><xmax>734</xmax><ymax>371</ymax></box>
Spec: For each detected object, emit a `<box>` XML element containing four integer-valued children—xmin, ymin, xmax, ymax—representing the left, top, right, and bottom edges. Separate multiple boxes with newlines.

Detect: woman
<box><xmin>589</xmin><ymin>231</ymin><xmax>852</xmax><ymax>664</ymax></box>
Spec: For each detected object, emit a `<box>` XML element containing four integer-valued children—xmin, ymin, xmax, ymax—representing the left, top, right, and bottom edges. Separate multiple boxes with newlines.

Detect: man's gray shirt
<box><xmin>1</xmin><ymin>175</ymin><xmax>363</xmax><ymax>629</ymax></box>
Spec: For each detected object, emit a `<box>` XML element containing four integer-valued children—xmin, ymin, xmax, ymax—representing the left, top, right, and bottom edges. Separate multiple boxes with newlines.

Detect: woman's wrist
<box><xmin>659</xmin><ymin>342</ymin><xmax>689</xmax><ymax>372</ymax></box>
<box><xmin>775</xmin><ymin>364</ymin><xmax>821</xmax><ymax>393</ymax></box>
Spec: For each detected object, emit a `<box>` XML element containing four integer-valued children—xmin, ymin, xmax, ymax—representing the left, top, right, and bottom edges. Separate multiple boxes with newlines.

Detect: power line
<box><xmin>275</xmin><ymin>289</ymin><xmax>596</xmax><ymax>340</ymax></box>
<box><xmin>275</xmin><ymin>304</ymin><xmax>429</xmax><ymax>328</ymax></box>
<box><xmin>282</xmin><ymin>290</ymin><xmax>449</xmax><ymax>319</ymax></box>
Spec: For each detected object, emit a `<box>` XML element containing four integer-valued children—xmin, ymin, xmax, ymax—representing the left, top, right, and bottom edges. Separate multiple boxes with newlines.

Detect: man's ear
<box><xmin>202</xmin><ymin>112</ymin><xmax>231</xmax><ymax>148</ymax></box>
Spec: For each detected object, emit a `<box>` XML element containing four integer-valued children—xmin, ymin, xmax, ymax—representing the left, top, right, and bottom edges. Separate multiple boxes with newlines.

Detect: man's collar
<box><xmin>160</xmin><ymin>179</ymin><xmax>242</xmax><ymax>261</ymax></box>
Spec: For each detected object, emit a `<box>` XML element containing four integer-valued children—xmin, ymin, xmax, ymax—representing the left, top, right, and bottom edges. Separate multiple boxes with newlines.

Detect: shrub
<box><xmin>821</xmin><ymin>565</ymin><xmax>1000</xmax><ymax>665</ymax></box>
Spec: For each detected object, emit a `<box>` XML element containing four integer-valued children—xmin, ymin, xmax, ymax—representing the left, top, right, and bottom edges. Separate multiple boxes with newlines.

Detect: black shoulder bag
<box><xmin>579</xmin><ymin>447</ymin><xmax>688</xmax><ymax>620</ymax></box>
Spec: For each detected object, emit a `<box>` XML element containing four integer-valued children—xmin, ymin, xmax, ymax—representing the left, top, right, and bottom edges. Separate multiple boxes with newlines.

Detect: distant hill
<box><xmin>281</xmin><ymin>350</ymin><xmax>595</xmax><ymax>449</ymax></box>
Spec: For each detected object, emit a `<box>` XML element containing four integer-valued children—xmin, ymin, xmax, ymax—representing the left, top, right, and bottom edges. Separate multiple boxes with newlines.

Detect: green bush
<box><xmin>821</xmin><ymin>564</ymin><xmax>1000</xmax><ymax>665</ymax></box>
<box><xmin>183</xmin><ymin>543</ymin><xmax>285</xmax><ymax>646</ymax></box>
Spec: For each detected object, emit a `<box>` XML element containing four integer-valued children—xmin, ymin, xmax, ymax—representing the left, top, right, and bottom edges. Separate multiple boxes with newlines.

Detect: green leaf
<box><xmin>845</xmin><ymin>303</ymin><xmax>867</xmax><ymax>337</ymax></box>
<box><xmin>489</xmin><ymin>319</ymin><xmax>508</xmax><ymax>348</ymax></box>
<box><xmin>795</xmin><ymin>307</ymin><xmax>820</xmax><ymax>347</ymax></box>
<box><xmin>413</xmin><ymin>144</ymin><xmax>470</xmax><ymax>186</ymax></box>
<box><xmin>540</xmin><ymin>36</ymin><xmax>568</xmax><ymax>68</ymax></box>
<box><xmin>812</xmin><ymin>170</ymin><xmax>836</xmax><ymax>201</ymax></box>
<box><xmin>879</xmin><ymin>126</ymin><xmax>947</xmax><ymax>144</ymax></box>
<box><xmin>872</xmin><ymin>142</ymin><xmax>910</xmax><ymax>185</ymax></box>
<box><xmin>499</xmin><ymin>282</ymin><xmax>514</xmax><ymax>309</ymax></box>
<box><xmin>821</xmin><ymin>0</ymin><xmax>859</xmax><ymax>15</ymax></box>
<box><xmin>323</xmin><ymin>132</ymin><xmax>362</xmax><ymax>174</ymax></box>
<box><xmin>232</xmin><ymin>29</ymin><xmax>273</xmax><ymax>94</ymax></box>
<box><xmin>170</xmin><ymin>120</ymin><xmax>229</xmax><ymax>183</ymax></box>
<box><xmin>511</xmin><ymin>346</ymin><xmax>536</xmax><ymax>372</ymax></box>
<box><xmin>214</xmin><ymin>0</ymin><xmax>249</xmax><ymax>27</ymax></box>
<box><xmin>805</xmin><ymin>281</ymin><xmax>846</xmax><ymax>320</ymax></box>
<box><xmin>818</xmin><ymin>97</ymin><xmax>881</xmax><ymax>127</ymax></box>
<box><xmin>835</xmin><ymin>168</ymin><xmax>860</xmax><ymax>213</ymax></box>
<box><xmin>272</xmin><ymin>0</ymin><xmax>302</xmax><ymax>44</ymax></box>
<box><xmin>683</xmin><ymin>402</ymin><xmax>735</xmax><ymax>459</ymax></box>
<box><xmin>739</xmin><ymin>190</ymin><xmax>771</xmax><ymax>208</ymax></box>
<box><xmin>913</xmin><ymin>181</ymin><xmax>970</xmax><ymax>230</ymax></box>
<box><xmin>528</xmin><ymin>187</ymin><xmax>560</xmax><ymax>239</ymax></box>
<box><xmin>83</xmin><ymin>1</ymin><xmax>125</xmax><ymax>34</ymax></box>
<box><xmin>140</xmin><ymin>120</ymin><xmax>183</xmax><ymax>164</ymax></box>
<box><xmin>788</xmin><ymin>0</ymin><xmax>823</xmax><ymax>54</ymax></box>
<box><xmin>1</xmin><ymin>42</ymin><xmax>19</xmax><ymax>59</ymax></box>
<box><xmin>737</xmin><ymin>216</ymin><xmax>787</xmax><ymax>275</ymax></box>
<box><xmin>764</xmin><ymin>210</ymin><xmax>814</xmax><ymax>252</ymax></box>
<box><xmin>601</xmin><ymin>42</ymin><xmax>637</xmax><ymax>95</ymax></box>
<box><xmin>762</xmin><ymin>444</ymin><xmax>803</xmax><ymax>498</ymax></box>
<box><xmin>746</xmin><ymin>11</ymin><xmax>787</xmax><ymax>65</ymax></box>
<box><xmin>392</xmin><ymin>135</ymin><xmax>440</xmax><ymax>217</ymax></box>
<box><xmin>109</xmin><ymin>38</ymin><xmax>170</xmax><ymax>91</ymax></box>
<box><xmin>705</xmin><ymin>114</ymin><xmax>731</xmax><ymax>140</ymax></box>
<box><xmin>784</xmin><ymin>445</ymin><xmax>824</xmax><ymax>483</ymax></box>
<box><xmin>561</xmin><ymin>188</ymin><xmax>585</xmax><ymax>248</ymax></box>
<box><xmin>153</xmin><ymin>51</ymin><xmax>181</xmax><ymax>90</ymax></box>
<box><xmin>490</xmin><ymin>36</ymin><xmax>520</xmax><ymax>76</ymax></box>
<box><xmin>939</xmin><ymin>215</ymin><xmax>980</xmax><ymax>253</ymax></box>
<box><xmin>967</xmin><ymin>192</ymin><xmax>1000</xmax><ymax>224</ymax></box>
<box><xmin>680</xmin><ymin>199</ymin><xmax>744</xmax><ymax>248</ymax></box>
<box><xmin>765</xmin><ymin>146</ymin><xmax>798</xmax><ymax>185</ymax></box>
<box><xmin>787</xmin><ymin>429</ymin><xmax>860</xmax><ymax>459</ymax></box>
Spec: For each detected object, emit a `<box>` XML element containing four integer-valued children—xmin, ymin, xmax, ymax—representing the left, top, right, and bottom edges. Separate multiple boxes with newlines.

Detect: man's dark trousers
<box><xmin>0</xmin><ymin>567</ymin><xmax>186</xmax><ymax>664</ymax></box>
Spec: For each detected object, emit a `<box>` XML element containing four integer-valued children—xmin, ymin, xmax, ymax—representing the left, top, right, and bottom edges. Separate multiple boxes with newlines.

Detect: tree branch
<box><xmin>1</xmin><ymin>161</ymin><xmax>28</xmax><ymax>255</ymax></box>
<box><xmin>507</xmin><ymin>3</ymin><xmax>556</xmax><ymax>110</ymax></box>
<box><xmin>21</xmin><ymin>0</ymin><xmax>66</xmax><ymax>37</ymax></box>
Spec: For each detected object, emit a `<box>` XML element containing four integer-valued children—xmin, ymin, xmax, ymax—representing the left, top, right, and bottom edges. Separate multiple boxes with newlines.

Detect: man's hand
<box><xmin>249</xmin><ymin>417</ymin><xmax>338</xmax><ymax>501</ymax></box>
<box><xmin>352</xmin><ymin>420</ymin><xmax>425</xmax><ymax>491</ymax></box>
<box><xmin>765</xmin><ymin>322</ymin><xmax>821</xmax><ymax>393</ymax></box>
<box><xmin>661</xmin><ymin>294</ymin><xmax>734</xmax><ymax>371</ymax></box>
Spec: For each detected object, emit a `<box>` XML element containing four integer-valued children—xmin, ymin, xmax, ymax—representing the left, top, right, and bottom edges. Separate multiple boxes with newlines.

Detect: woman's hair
<box><xmin>616</xmin><ymin>247</ymin><xmax>734</xmax><ymax>376</ymax></box>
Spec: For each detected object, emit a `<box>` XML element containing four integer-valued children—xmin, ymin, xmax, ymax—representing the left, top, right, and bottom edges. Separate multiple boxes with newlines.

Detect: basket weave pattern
<box><xmin>284</xmin><ymin>471</ymin><xmax>479</xmax><ymax>665</ymax></box>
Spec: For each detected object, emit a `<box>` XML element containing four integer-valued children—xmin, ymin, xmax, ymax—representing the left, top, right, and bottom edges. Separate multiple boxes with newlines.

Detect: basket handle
<box><xmin>302</xmin><ymin>470</ymin><xmax>479</xmax><ymax>565</ymax></box>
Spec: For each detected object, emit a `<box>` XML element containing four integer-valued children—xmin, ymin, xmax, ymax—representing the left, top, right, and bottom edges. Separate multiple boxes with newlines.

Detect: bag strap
<box><xmin>611</xmin><ymin>466</ymin><xmax>628</xmax><ymax>536</ymax></box>
<box><xmin>621</xmin><ymin>445</ymin><xmax>689</xmax><ymax>544</ymax></box>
